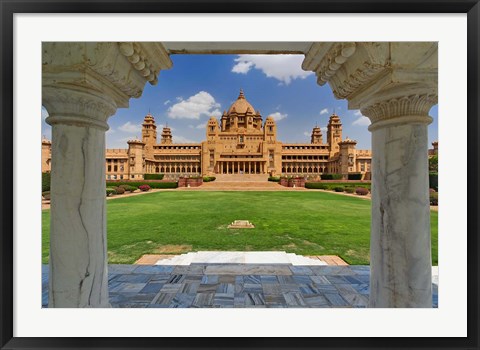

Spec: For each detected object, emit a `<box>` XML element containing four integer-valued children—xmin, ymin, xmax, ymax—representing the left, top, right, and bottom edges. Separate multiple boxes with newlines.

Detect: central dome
<box><xmin>227</xmin><ymin>89</ymin><xmax>256</xmax><ymax>115</ymax></box>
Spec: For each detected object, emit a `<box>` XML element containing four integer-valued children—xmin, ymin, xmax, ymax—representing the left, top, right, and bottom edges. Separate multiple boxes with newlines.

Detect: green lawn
<box><xmin>42</xmin><ymin>191</ymin><xmax>438</xmax><ymax>265</ymax></box>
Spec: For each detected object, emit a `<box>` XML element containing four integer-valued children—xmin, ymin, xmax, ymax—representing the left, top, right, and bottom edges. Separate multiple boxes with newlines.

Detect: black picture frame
<box><xmin>1</xmin><ymin>1</ymin><xmax>479</xmax><ymax>349</ymax></box>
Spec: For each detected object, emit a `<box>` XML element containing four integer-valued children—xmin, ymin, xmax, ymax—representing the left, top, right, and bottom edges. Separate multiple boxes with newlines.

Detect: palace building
<box><xmin>42</xmin><ymin>90</ymin><xmax>374</xmax><ymax>180</ymax></box>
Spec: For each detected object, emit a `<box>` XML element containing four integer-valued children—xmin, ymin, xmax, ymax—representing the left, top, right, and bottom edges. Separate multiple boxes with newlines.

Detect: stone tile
<box><xmin>299</xmin><ymin>284</ymin><xmax>320</xmax><ymax>295</ymax></box>
<box><xmin>192</xmin><ymin>293</ymin><xmax>215</xmax><ymax>307</ymax></box>
<box><xmin>292</xmin><ymin>275</ymin><xmax>312</xmax><ymax>285</ymax></box>
<box><xmin>170</xmin><ymin>293</ymin><xmax>195</xmax><ymax>308</ymax></box>
<box><xmin>237</xmin><ymin>283</ymin><xmax>263</xmax><ymax>294</ymax></box>
<box><xmin>234</xmin><ymin>294</ymin><xmax>245</xmax><ymax>307</ymax></box>
<box><xmin>134</xmin><ymin>265</ymin><xmax>174</xmax><ymax>274</ymax></box>
<box><xmin>243</xmin><ymin>275</ymin><xmax>261</xmax><ymax>284</ymax></box>
<box><xmin>201</xmin><ymin>275</ymin><xmax>219</xmax><ymax>284</ymax></box>
<box><xmin>303</xmin><ymin>294</ymin><xmax>329</xmax><ymax>307</ymax></box>
<box><xmin>167</xmin><ymin>274</ymin><xmax>186</xmax><ymax>284</ymax></box>
<box><xmin>325</xmin><ymin>275</ymin><xmax>350</xmax><ymax>284</ymax></box>
<box><xmin>290</xmin><ymin>266</ymin><xmax>314</xmax><ymax>275</ymax></box>
<box><xmin>108</xmin><ymin>265</ymin><xmax>137</xmax><ymax>274</ymax></box>
<box><xmin>264</xmin><ymin>294</ymin><xmax>286</xmax><ymax>306</ymax></box>
<box><xmin>262</xmin><ymin>284</ymin><xmax>282</xmax><ymax>295</ymax></box>
<box><xmin>154</xmin><ymin>293</ymin><xmax>175</xmax><ymax>306</ymax></box>
<box><xmin>260</xmin><ymin>275</ymin><xmax>278</xmax><ymax>284</ymax></box>
<box><xmin>110</xmin><ymin>283</ymin><xmax>147</xmax><ymax>293</ymax></box>
<box><xmin>334</xmin><ymin>283</ymin><xmax>358</xmax><ymax>294</ymax></box>
<box><xmin>218</xmin><ymin>275</ymin><xmax>236</xmax><ymax>284</ymax></box>
<box><xmin>277</xmin><ymin>275</ymin><xmax>295</xmax><ymax>284</ymax></box>
<box><xmin>283</xmin><ymin>292</ymin><xmax>307</xmax><ymax>307</ymax></box>
<box><xmin>216</xmin><ymin>283</ymin><xmax>235</xmax><ymax>294</ymax></box>
<box><xmin>184</xmin><ymin>275</ymin><xmax>203</xmax><ymax>282</ymax></box>
<box><xmin>179</xmin><ymin>282</ymin><xmax>200</xmax><ymax>294</ymax></box>
<box><xmin>351</xmin><ymin>284</ymin><xmax>370</xmax><ymax>295</ymax></box>
<box><xmin>310</xmin><ymin>276</ymin><xmax>331</xmax><ymax>285</ymax></box>
<box><xmin>204</xmin><ymin>265</ymin><xmax>292</xmax><ymax>275</ymax></box>
<box><xmin>313</xmin><ymin>284</ymin><xmax>338</xmax><ymax>293</ymax></box>
<box><xmin>280</xmin><ymin>284</ymin><xmax>301</xmax><ymax>293</ymax></box>
<box><xmin>177</xmin><ymin>265</ymin><xmax>206</xmax><ymax>275</ymax></box>
<box><xmin>150</xmin><ymin>275</ymin><xmax>171</xmax><ymax>283</ymax></box>
<box><xmin>340</xmin><ymin>293</ymin><xmax>369</xmax><ymax>307</ymax></box>
<box><xmin>343</xmin><ymin>275</ymin><xmax>365</xmax><ymax>284</ymax></box>
<box><xmin>324</xmin><ymin>293</ymin><xmax>349</xmax><ymax>307</ymax></box>
<box><xmin>160</xmin><ymin>283</ymin><xmax>182</xmax><ymax>293</ymax></box>
<box><xmin>245</xmin><ymin>293</ymin><xmax>265</xmax><ymax>306</ymax></box>
<box><xmin>213</xmin><ymin>293</ymin><xmax>234</xmax><ymax>307</ymax></box>
<box><xmin>139</xmin><ymin>282</ymin><xmax>164</xmax><ymax>294</ymax></box>
<box><xmin>198</xmin><ymin>283</ymin><xmax>219</xmax><ymax>292</ymax></box>
<box><xmin>114</xmin><ymin>274</ymin><xmax>152</xmax><ymax>284</ymax></box>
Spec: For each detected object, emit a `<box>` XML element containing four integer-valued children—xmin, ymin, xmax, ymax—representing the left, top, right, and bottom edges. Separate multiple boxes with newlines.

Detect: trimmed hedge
<box><xmin>106</xmin><ymin>187</ymin><xmax>117</xmax><ymax>196</ymax></box>
<box><xmin>268</xmin><ymin>176</ymin><xmax>281</xmax><ymax>182</ymax></box>
<box><xmin>430</xmin><ymin>192</ymin><xmax>438</xmax><ymax>206</ymax></box>
<box><xmin>429</xmin><ymin>172</ymin><xmax>438</xmax><ymax>191</ymax></box>
<box><xmin>144</xmin><ymin>174</ymin><xmax>165</xmax><ymax>180</ymax></box>
<box><xmin>334</xmin><ymin>186</ymin><xmax>345</xmax><ymax>192</ymax></box>
<box><xmin>42</xmin><ymin>191</ymin><xmax>50</xmax><ymax>200</ymax></box>
<box><xmin>139</xmin><ymin>184</ymin><xmax>151</xmax><ymax>192</ymax></box>
<box><xmin>321</xmin><ymin>174</ymin><xmax>343</xmax><ymax>180</ymax></box>
<box><xmin>119</xmin><ymin>184</ymin><xmax>136</xmax><ymax>192</ymax></box>
<box><xmin>305</xmin><ymin>182</ymin><xmax>371</xmax><ymax>191</ymax></box>
<box><xmin>203</xmin><ymin>176</ymin><xmax>216</xmax><ymax>182</ymax></box>
<box><xmin>347</xmin><ymin>173</ymin><xmax>362</xmax><ymax>180</ymax></box>
<box><xmin>106</xmin><ymin>181</ymin><xmax>178</xmax><ymax>189</ymax></box>
<box><xmin>355</xmin><ymin>187</ymin><xmax>369</xmax><ymax>196</ymax></box>
<box><xmin>345</xmin><ymin>187</ymin><xmax>355</xmax><ymax>193</ymax></box>
<box><xmin>42</xmin><ymin>172</ymin><xmax>51</xmax><ymax>192</ymax></box>
<box><xmin>114</xmin><ymin>186</ymin><xmax>125</xmax><ymax>194</ymax></box>
<box><xmin>305</xmin><ymin>183</ymin><xmax>329</xmax><ymax>190</ymax></box>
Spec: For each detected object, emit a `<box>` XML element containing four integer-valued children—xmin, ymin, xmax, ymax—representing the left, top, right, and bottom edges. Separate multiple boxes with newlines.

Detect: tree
<box><xmin>429</xmin><ymin>155</ymin><xmax>438</xmax><ymax>172</ymax></box>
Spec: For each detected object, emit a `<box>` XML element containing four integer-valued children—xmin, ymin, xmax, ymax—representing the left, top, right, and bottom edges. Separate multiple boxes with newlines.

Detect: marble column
<box><xmin>362</xmin><ymin>95</ymin><xmax>437</xmax><ymax>308</ymax></box>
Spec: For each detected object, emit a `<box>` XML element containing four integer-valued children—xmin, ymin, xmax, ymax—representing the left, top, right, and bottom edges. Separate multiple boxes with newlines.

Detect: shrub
<box><xmin>42</xmin><ymin>172</ymin><xmax>51</xmax><ymax>192</ymax></box>
<box><xmin>430</xmin><ymin>192</ymin><xmax>438</xmax><ymax>206</ymax></box>
<box><xmin>268</xmin><ymin>176</ymin><xmax>280</xmax><ymax>182</ymax></box>
<box><xmin>203</xmin><ymin>176</ymin><xmax>216</xmax><ymax>182</ymax></box>
<box><xmin>144</xmin><ymin>174</ymin><xmax>164</xmax><ymax>180</ymax></box>
<box><xmin>345</xmin><ymin>187</ymin><xmax>355</xmax><ymax>193</ymax></box>
<box><xmin>106</xmin><ymin>181</ymin><xmax>178</xmax><ymax>189</ymax></box>
<box><xmin>355</xmin><ymin>187</ymin><xmax>369</xmax><ymax>196</ymax></box>
<box><xmin>321</xmin><ymin>174</ymin><xmax>343</xmax><ymax>180</ymax></box>
<box><xmin>347</xmin><ymin>173</ymin><xmax>362</xmax><ymax>180</ymax></box>
<box><xmin>429</xmin><ymin>188</ymin><xmax>436</xmax><ymax>193</ymax></box>
<box><xmin>334</xmin><ymin>186</ymin><xmax>345</xmax><ymax>192</ymax></box>
<box><xmin>119</xmin><ymin>184</ymin><xmax>136</xmax><ymax>192</ymax></box>
<box><xmin>42</xmin><ymin>191</ymin><xmax>50</xmax><ymax>200</ymax></box>
<box><xmin>305</xmin><ymin>182</ymin><xmax>328</xmax><ymax>190</ymax></box>
<box><xmin>114</xmin><ymin>186</ymin><xmax>125</xmax><ymax>194</ymax></box>
<box><xmin>429</xmin><ymin>172</ymin><xmax>438</xmax><ymax>191</ymax></box>
<box><xmin>139</xmin><ymin>184</ymin><xmax>151</xmax><ymax>192</ymax></box>
<box><xmin>106</xmin><ymin>187</ymin><xmax>117</xmax><ymax>196</ymax></box>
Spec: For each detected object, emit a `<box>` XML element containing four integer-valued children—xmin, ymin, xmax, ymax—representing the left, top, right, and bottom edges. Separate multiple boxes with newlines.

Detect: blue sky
<box><xmin>42</xmin><ymin>54</ymin><xmax>438</xmax><ymax>150</ymax></box>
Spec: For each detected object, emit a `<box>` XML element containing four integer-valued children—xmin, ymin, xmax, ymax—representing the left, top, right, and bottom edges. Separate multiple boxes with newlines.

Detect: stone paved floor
<box><xmin>42</xmin><ymin>264</ymin><xmax>439</xmax><ymax>308</ymax></box>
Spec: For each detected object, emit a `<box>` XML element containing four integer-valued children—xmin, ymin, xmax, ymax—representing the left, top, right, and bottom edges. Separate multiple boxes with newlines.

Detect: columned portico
<box><xmin>303</xmin><ymin>42</ymin><xmax>438</xmax><ymax>307</ymax></box>
<box><xmin>42</xmin><ymin>42</ymin><xmax>172</xmax><ymax>307</ymax></box>
<box><xmin>42</xmin><ymin>41</ymin><xmax>437</xmax><ymax>308</ymax></box>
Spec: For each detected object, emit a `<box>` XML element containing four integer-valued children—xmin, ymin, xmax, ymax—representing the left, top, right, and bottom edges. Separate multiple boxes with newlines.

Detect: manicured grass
<box><xmin>42</xmin><ymin>191</ymin><xmax>438</xmax><ymax>265</ymax></box>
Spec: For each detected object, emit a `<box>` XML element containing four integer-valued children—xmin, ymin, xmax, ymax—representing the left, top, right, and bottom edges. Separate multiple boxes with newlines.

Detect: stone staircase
<box><xmin>177</xmin><ymin>174</ymin><xmax>306</xmax><ymax>190</ymax></box>
<box><xmin>155</xmin><ymin>251</ymin><xmax>327</xmax><ymax>266</ymax></box>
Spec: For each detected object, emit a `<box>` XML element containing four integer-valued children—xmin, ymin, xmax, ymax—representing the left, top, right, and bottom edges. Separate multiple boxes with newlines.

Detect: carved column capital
<box><xmin>362</xmin><ymin>93</ymin><xmax>437</xmax><ymax>131</ymax></box>
<box><xmin>42</xmin><ymin>42</ymin><xmax>173</xmax><ymax>128</ymax></box>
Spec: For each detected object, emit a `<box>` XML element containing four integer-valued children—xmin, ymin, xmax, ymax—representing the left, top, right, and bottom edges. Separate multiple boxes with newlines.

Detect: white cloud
<box><xmin>231</xmin><ymin>61</ymin><xmax>254</xmax><ymax>74</ymax></box>
<box><xmin>106</xmin><ymin>128</ymin><xmax>115</xmax><ymax>134</ymax></box>
<box><xmin>352</xmin><ymin>111</ymin><xmax>371</xmax><ymax>126</ymax></box>
<box><xmin>320</xmin><ymin>108</ymin><xmax>329</xmax><ymax>115</ymax></box>
<box><xmin>321</xmin><ymin>127</ymin><xmax>328</xmax><ymax>133</ymax></box>
<box><xmin>269</xmin><ymin>112</ymin><xmax>287</xmax><ymax>121</ymax></box>
<box><xmin>303</xmin><ymin>131</ymin><xmax>310</xmax><ymax>137</ymax></box>
<box><xmin>167</xmin><ymin>91</ymin><xmax>221</xmax><ymax>119</ymax></box>
<box><xmin>164</xmin><ymin>100</ymin><xmax>171</xmax><ymax>105</ymax></box>
<box><xmin>119</xmin><ymin>121</ymin><xmax>141</xmax><ymax>133</ymax></box>
<box><xmin>195</xmin><ymin>123</ymin><xmax>207</xmax><ymax>129</ymax></box>
<box><xmin>231</xmin><ymin>55</ymin><xmax>313</xmax><ymax>85</ymax></box>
